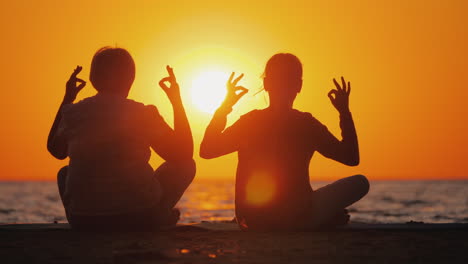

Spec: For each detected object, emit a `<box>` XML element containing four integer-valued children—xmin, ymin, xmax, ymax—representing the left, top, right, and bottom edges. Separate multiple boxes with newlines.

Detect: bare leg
<box><xmin>308</xmin><ymin>174</ymin><xmax>369</xmax><ymax>229</ymax></box>
<box><xmin>154</xmin><ymin>159</ymin><xmax>196</xmax><ymax>211</ymax></box>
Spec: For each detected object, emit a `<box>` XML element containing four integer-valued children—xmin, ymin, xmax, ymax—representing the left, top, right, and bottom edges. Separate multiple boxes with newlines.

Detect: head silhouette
<box><xmin>90</xmin><ymin>47</ymin><xmax>135</xmax><ymax>97</ymax></box>
<box><xmin>263</xmin><ymin>53</ymin><xmax>303</xmax><ymax>108</ymax></box>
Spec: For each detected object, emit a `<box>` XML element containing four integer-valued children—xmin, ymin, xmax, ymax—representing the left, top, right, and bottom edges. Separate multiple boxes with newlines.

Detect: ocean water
<box><xmin>0</xmin><ymin>180</ymin><xmax>467</xmax><ymax>224</ymax></box>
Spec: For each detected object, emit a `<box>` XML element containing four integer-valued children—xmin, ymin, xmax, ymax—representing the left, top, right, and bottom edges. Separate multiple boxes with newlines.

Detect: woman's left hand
<box><xmin>328</xmin><ymin>76</ymin><xmax>351</xmax><ymax>114</ymax></box>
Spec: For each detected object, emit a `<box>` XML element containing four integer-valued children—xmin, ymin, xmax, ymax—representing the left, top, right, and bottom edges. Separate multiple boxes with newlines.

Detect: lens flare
<box><xmin>245</xmin><ymin>172</ymin><xmax>276</xmax><ymax>206</ymax></box>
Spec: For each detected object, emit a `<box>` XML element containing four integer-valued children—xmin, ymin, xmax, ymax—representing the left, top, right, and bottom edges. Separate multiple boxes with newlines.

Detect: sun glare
<box><xmin>190</xmin><ymin>70</ymin><xmax>229</xmax><ymax>113</ymax></box>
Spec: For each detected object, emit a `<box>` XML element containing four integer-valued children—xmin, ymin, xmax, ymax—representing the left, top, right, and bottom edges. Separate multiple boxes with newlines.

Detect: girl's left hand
<box><xmin>65</xmin><ymin>66</ymin><xmax>86</xmax><ymax>102</ymax></box>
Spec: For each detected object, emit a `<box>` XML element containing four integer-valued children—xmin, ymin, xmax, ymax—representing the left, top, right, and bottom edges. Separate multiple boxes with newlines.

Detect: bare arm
<box><xmin>200</xmin><ymin>72</ymin><xmax>248</xmax><ymax>159</ymax></box>
<box><xmin>47</xmin><ymin>66</ymin><xmax>86</xmax><ymax>160</ymax></box>
<box><xmin>318</xmin><ymin>77</ymin><xmax>359</xmax><ymax>166</ymax></box>
<box><xmin>152</xmin><ymin>66</ymin><xmax>193</xmax><ymax>161</ymax></box>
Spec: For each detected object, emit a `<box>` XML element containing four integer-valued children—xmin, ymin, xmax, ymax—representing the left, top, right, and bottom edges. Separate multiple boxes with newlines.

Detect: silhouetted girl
<box><xmin>201</xmin><ymin>53</ymin><xmax>368</xmax><ymax>231</ymax></box>
<box><xmin>48</xmin><ymin>47</ymin><xmax>195</xmax><ymax>231</ymax></box>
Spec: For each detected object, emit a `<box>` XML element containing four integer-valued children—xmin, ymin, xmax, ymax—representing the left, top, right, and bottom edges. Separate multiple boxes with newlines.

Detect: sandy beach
<box><xmin>1</xmin><ymin>222</ymin><xmax>467</xmax><ymax>264</ymax></box>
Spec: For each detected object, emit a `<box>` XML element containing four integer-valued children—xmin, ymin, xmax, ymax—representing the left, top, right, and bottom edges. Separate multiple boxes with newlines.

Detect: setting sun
<box><xmin>189</xmin><ymin>70</ymin><xmax>229</xmax><ymax>113</ymax></box>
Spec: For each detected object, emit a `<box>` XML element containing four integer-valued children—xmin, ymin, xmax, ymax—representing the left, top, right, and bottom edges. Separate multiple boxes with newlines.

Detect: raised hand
<box><xmin>222</xmin><ymin>72</ymin><xmax>248</xmax><ymax>110</ymax></box>
<box><xmin>65</xmin><ymin>66</ymin><xmax>86</xmax><ymax>102</ymax></box>
<box><xmin>328</xmin><ymin>76</ymin><xmax>351</xmax><ymax>114</ymax></box>
<box><xmin>159</xmin><ymin>65</ymin><xmax>181</xmax><ymax>103</ymax></box>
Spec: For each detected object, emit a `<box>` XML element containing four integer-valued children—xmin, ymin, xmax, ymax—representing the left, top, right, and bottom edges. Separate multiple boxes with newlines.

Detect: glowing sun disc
<box><xmin>190</xmin><ymin>70</ymin><xmax>228</xmax><ymax>113</ymax></box>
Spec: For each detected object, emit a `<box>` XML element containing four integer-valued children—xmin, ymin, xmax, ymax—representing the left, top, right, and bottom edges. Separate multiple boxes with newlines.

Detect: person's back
<box><xmin>201</xmin><ymin>53</ymin><xmax>369</xmax><ymax>231</ymax></box>
<box><xmin>47</xmin><ymin>47</ymin><xmax>195</xmax><ymax>231</ymax></box>
<box><xmin>232</xmin><ymin>108</ymin><xmax>332</xmax><ymax>229</ymax></box>
<box><xmin>60</xmin><ymin>94</ymin><xmax>163</xmax><ymax>215</ymax></box>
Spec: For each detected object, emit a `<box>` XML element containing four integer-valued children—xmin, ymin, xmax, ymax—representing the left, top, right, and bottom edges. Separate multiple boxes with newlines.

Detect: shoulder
<box><xmin>293</xmin><ymin>109</ymin><xmax>319</xmax><ymax>123</ymax></box>
<box><xmin>59</xmin><ymin>96</ymin><xmax>98</xmax><ymax>120</ymax></box>
<box><xmin>240</xmin><ymin>109</ymin><xmax>262</xmax><ymax>120</ymax></box>
<box><xmin>292</xmin><ymin>109</ymin><xmax>328</xmax><ymax>131</ymax></box>
<box><xmin>142</xmin><ymin>104</ymin><xmax>160</xmax><ymax>114</ymax></box>
<box><xmin>140</xmin><ymin>104</ymin><xmax>164</xmax><ymax>122</ymax></box>
<box><xmin>234</xmin><ymin>109</ymin><xmax>266</xmax><ymax>126</ymax></box>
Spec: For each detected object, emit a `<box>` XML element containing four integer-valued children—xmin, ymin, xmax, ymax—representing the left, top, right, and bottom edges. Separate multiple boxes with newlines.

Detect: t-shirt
<box><xmin>57</xmin><ymin>93</ymin><xmax>169</xmax><ymax>215</ymax></box>
<box><xmin>222</xmin><ymin>108</ymin><xmax>342</xmax><ymax>229</ymax></box>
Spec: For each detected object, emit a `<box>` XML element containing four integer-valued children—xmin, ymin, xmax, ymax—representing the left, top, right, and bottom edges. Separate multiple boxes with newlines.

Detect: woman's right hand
<box><xmin>221</xmin><ymin>72</ymin><xmax>248</xmax><ymax>111</ymax></box>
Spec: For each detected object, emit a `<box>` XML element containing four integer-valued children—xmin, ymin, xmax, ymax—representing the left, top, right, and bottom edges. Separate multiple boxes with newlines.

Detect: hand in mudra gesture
<box><xmin>65</xmin><ymin>65</ymin><xmax>86</xmax><ymax>102</ymax></box>
<box><xmin>159</xmin><ymin>65</ymin><xmax>181</xmax><ymax>103</ymax></box>
<box><xmin>222</xmin><ymin>72</ymin><xmax>248</xmax><ymax>110</ymax></box>
<box><xmin>328</xmin><ymin>76</ymin><xmax>351</xmax><ymax>114</ymax></box>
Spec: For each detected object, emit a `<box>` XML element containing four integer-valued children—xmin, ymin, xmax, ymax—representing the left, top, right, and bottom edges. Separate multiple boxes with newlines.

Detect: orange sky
<box><xmin>1</xmin><ymin>0</ymin><xmax>467</xmax><ymax>181</ymax></box>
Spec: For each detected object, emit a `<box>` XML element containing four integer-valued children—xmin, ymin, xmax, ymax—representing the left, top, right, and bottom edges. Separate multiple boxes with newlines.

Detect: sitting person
<box><xmin>200</xmin><ymin>53</ymin><xmax>369</xmax><ymax>231</ymax></box>
<box><xmin>47</xmin><ymin>47</ymin><xmax>195</xmax><ymax>231</ymax></box>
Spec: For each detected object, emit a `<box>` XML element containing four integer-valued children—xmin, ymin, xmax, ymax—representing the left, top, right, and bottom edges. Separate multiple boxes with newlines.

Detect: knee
<box><xmin>182</xmin><ymin>159</ymin><xmax>196</xmax><ymax>180</ymax></box>
<box><xmin>352</xmin><ymin>174</ymin><xmax>369</xmax><ymax>198</ymax></box>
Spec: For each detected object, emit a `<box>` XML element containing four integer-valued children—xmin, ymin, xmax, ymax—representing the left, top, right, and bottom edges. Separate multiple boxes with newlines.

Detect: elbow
<box><xmin>50</xmin><ymin>151</ymin><xmax>67</xmax><ymax>160</ymax></box>
<box><xmin>47</xmin><ymin>144</ymin><xmax>67</xmax><ymax>160</ymax></box>
<box><xmin>199</xmin><ymin>145</ymin><xmax>216</xmax><ymax>159</ymax></box>
<box><xmin>199</xmin><ymin>149</ymin><xmax>213</xmax><ymax>159</ymax></box>
<box><xmin>345</xmin><ymin>155</ymin><xmax>360</xmax><ymax>166</ymax></box>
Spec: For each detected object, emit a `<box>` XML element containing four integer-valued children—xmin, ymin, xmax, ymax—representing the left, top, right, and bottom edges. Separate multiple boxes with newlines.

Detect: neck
<box><xmin>268</xmin><ymin>100</ymin><xmax>293</xmax><ymax>110</ymax></box>
<box><xmin>267</xmin><ymin>93</ymin><xmax>295</xmax><ymax>110</ymax></box>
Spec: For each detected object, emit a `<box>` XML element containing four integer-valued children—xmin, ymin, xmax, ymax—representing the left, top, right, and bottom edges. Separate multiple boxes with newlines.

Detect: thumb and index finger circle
<box><xmin>236</xmin><ymin>86</ymin><xmax>248</xmax><ymax>93</ymax></box>
<box><xmin>159</xmin><ymin>77</ymin><xmax>171</xmax><ymax>90</ymax></box>
<box><xmin>328</xmin><ymin>90</ymin><xmax>337</xmax><ymax>100</ymax></box>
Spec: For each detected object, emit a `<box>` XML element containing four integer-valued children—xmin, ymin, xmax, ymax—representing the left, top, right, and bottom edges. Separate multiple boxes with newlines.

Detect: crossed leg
<box><xmin>56</xmin><ymin>159</ymin><xmax>196</xmax><ymax>230</ymax></box>
<box><xmin>154</xmin><ymin>159</ymin><xmax>196</xmax><ymax>211</ymax></box>
<box><xmin>307</xmin><ymin>174</ymin><xmax>369</xmax><ymax>229</ymax></box>
<box><xmin>150</xmin><ymin>159</ymin><xmax>196</xmax><ymax>226</ymax></box>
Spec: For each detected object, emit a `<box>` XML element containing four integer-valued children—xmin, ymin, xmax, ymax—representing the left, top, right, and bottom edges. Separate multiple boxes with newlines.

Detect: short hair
<box><xmin>89</xmin><ymin>47</ymin><xmax>135</xmax><ymax>93</ymax></box>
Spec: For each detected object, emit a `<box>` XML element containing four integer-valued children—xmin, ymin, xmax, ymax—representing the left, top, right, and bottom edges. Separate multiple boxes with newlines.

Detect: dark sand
<box><xmin>1</xmin><ymin>222</ymin><xmax>467</xmax><ymax>263</ymax></box>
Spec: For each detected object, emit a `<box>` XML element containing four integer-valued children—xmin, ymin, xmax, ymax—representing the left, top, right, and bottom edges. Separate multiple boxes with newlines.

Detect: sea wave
<box><xmin>0</xmin><ymin>180</ymin><xmax>467</xmax><ymax>224</ymax></box>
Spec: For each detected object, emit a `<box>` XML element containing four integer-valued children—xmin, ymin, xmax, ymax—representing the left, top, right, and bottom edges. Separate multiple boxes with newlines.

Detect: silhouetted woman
<box><xmin>200</xmin><ymin>53</ymin><xmax>369</xmax><ymax>231</ymax></box>
<box><xmin>47</xmin><ymin>47</ymin><xmax>195</xmax><ymax>231</ymax></box>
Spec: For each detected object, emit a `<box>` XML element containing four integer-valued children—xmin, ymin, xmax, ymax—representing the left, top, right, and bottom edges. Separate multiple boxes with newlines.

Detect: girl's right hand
<box><xmin>221</xmin><ymin>72</ymin><xmax>248</xmax><ymax>111</ymax></box>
